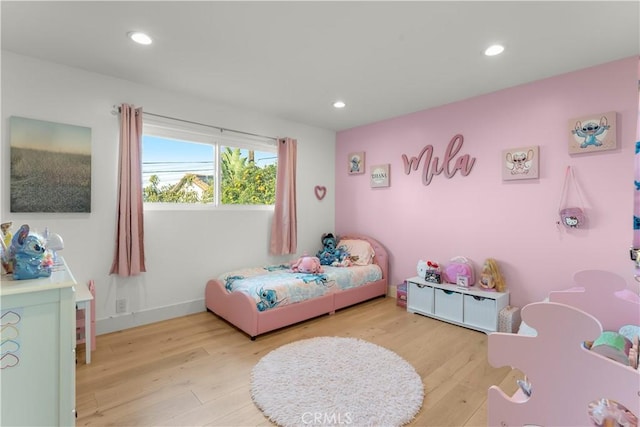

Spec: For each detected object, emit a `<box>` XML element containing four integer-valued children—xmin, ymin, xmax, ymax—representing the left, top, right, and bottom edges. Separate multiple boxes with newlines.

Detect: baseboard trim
<box><xmin>95</xmin><ymin>298</ymin><xmax>206</xmax><ymax>335</ymax></box>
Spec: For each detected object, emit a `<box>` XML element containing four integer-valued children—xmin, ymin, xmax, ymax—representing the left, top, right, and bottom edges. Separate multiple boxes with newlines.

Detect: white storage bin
<box><xmin>407</xmin><ymin>281</ymin><xmax>434</xmax><ymax>314</ymax></box>
<box><xmin>464</xmin><ymin>294</ymin><xmax>497</xmax><ymax>330</ymax></box>
<box><xmin>434</xmin><ymin>288</ymin><xmax>463</xmax><ymax>322</ymax></box>
<box><xmin>404</xmin><ymin>276</ymin><xmax>509</xmax><ymax>333</ymax></box>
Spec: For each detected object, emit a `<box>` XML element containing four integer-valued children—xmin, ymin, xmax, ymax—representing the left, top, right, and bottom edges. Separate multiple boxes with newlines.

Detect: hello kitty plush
<box><xmin>417</xmin><ymin>260</ymin><xmax>428</xmax><ymax>278</ymax></box>
<box><xmin>417</xmin><ymin>260</ymin><xmax>442</xmax><ymax>283</ymax></box>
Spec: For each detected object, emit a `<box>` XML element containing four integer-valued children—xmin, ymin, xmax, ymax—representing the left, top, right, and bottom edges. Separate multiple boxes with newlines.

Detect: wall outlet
<box><xmin>116</xmin><ymin>298</ymin><xmax>127</xmax><ymax>314</ymax></box>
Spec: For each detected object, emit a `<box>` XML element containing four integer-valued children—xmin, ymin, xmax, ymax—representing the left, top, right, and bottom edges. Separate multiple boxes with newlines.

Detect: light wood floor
<box><xmin>76</xmin><ymin>297</ymin><xmax>520</xmax><ymax>426</ymax></box>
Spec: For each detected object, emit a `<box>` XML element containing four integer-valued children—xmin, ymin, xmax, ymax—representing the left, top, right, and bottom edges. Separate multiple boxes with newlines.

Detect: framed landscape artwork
<box><xmin>10</xmin><ymin>116</ymin><xmax>92</xmax><ymax>212</ymax></box>
<box><xmin>502</xmin><ymin>146</ymin><xmax>539</xmax><ymax>181</ymax></box>
<box><xmin>568</xmin><ymin>111</ymin><xmax>616</xmax><ymax>154</ymax></box>
<box><xmin>348</xmin><ymin>151</ymin><xmax>365</xmax><ymax>175</ymax></box>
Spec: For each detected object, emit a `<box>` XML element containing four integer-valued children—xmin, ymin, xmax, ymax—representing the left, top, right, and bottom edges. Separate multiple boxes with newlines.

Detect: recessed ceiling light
<box><xmin>484</xmin><ymin>44</ymin><xmax>504</xmax><ymax>56</ymax></box>
<box><xmin>333</xmin><ymin>100</ymin><xmax>346</xmax><ymax>109</ymax></box>
<box><xmin>127</xmin><ymin>31</ymin><xmax>153</xmax><ymax>45</ymax></box>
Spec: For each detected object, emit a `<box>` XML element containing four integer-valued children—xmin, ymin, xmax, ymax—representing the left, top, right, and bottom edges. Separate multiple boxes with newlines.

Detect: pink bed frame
<box><xmin>488</xmin><ymin>270</ymin><xmax>640</xmax><ymax>426</ymax></box>
<box><xmin>205</xmin><ymin>234</ymin><xmax>388</xmax><ymax>340</ymax></box>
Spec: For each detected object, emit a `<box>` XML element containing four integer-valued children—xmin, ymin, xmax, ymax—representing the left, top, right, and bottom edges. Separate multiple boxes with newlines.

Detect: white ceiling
<box><xmin>2</xmin><ymin>1</ymin><xmax>639</xmax><ymax>131</ymax></box>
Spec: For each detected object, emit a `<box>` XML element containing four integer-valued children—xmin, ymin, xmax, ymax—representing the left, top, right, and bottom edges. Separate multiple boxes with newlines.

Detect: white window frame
<box><xmin>142</xmin><ymin>116</ymin><xmax>277</xmax><ymax>210</ymax></box>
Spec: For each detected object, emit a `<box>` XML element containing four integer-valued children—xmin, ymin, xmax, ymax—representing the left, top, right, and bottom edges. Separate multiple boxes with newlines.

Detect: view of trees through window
<box><xmin>142</xmin><ymin>132</ymin><xmax>277</xmax><ymax>205</ymax></box>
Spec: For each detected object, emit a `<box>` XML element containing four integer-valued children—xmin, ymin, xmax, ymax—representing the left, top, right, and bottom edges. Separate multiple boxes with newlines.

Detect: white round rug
<box><xmin>251</xmin><ymin>336</ymin><xmax>424</xmax><ymax>427</ymax></box>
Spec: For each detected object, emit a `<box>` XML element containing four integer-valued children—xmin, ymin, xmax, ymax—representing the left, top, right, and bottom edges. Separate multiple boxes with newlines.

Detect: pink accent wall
<box><xmin>336</xmin><ymin>57</ymin><xmax>639</xmax><ymax>308</ymax></box>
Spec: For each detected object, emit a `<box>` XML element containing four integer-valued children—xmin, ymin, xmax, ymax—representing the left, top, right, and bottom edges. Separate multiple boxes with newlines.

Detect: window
<box><xmin>142</xmin><ymin>118</ymin><xmax>277</xmax><ymax>207</ymax></box>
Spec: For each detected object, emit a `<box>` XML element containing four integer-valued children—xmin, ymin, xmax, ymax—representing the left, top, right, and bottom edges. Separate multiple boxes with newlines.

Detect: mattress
<box><xmin>220</xmin><ymin>264</ymin><xmax>383</xmax><ymax>312</ymax></box>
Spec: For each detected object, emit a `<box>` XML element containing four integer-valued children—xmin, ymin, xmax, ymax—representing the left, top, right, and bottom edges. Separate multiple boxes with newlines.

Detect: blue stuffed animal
<box><xmin>316</xmin><ymin>233</ymin><xmax>349</xmax><ymax>266</ymax></box>
<box><xmin>9</xmin><ymin>224</ymin><xmax>52</xmax><ymax>280</ymax></box>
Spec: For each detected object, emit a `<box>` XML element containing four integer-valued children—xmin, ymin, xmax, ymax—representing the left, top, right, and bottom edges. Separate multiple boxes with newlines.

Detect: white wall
<box><xmin>1</xmin><ymin>51</ymin><xmax>336</xmax><ymax>334</ymax></box>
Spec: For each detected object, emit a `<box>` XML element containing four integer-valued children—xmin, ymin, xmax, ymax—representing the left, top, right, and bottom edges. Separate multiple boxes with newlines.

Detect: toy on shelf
<box><xmin>1</xmin><ymin>222</ymin><xmax>12</xmax><ymax>274</ymax></box>
<box><xmin>588</xmin><ymin>398</ymin><xmax>637</xmax><ymax>427</ymax></box>
<box><xmin>629</xmin><ymin>335</ymin><xmax>639</xmax><ymax>369</ymax></box>
<box><xmin>43</xmin><ymin>227</ymin><xmax>64</xmax><ymax>262</ymax></box>
<box><xmin>417</xmin><ymin>260</ymin><xmax>442</xmax><ymax>283</ymax></box>
<box><xmin>9</xmin><ymin>224</ymin><xmax>52</xmax><ymax>280</ymax></box>
<box><xmin>0</xmin><ymin>240</ymin><xmax>9</xmax><ymax>275</ymax></box>
<box><xmin>479</xmin><ymin>258</ymin><xmax>506</xmax><ymax>292</ymax></box>
<box><xmin>1</xmin><ymin>222</ymin><xmax>12</xmax><ymax>248</ymax></box>
<box><xmin>444</xmin><ymin>256</ymin><xmax>475</xmax><ymax>286</ymax></box>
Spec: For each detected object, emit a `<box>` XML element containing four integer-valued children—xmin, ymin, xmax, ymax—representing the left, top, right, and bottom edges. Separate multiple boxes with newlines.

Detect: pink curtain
<box><xmin>270</xmin><ymin>137</ymin><xmax>298</xmax><ymax>255</ymax></box>
<box><xmin>110</xmin><ymin>104</ymin><xmax>146</xmax><ymax>276</ymax></box>
<box><xmin>633</xmin><ymin>87</ymin><xmax>640</xmax><ymax>276</ymax></box>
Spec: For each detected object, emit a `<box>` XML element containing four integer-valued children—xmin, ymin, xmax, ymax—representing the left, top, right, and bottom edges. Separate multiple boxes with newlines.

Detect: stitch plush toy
<box><xmin>291</xmin><ymin>255</ymin><xmax>324</xmax><ymax>274</ymax></box>
<box><xmin>316</xmin><ymin>233</ymin><xmax>350</xmax><ymax>266</ymax></box>
<box><xmin>9</xmin><ymin>224</ymin><xmax>52</xmax><ymax>280</ymax></box>
<box><xmin>316</xmin><ymin>233</ymin><xmax>338</xmax><ymax>265</ymax></box>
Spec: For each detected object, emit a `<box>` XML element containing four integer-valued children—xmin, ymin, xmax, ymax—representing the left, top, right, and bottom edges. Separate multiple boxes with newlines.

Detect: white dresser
<box><xmin>1</xmin><ymin>258</ymin><xmax>76</xmax><ymax>426</ymax></box>
<box><xmin>406</xmin><ymin>275</ymin><xmax>509</xmax><ymax>333</ymax></box>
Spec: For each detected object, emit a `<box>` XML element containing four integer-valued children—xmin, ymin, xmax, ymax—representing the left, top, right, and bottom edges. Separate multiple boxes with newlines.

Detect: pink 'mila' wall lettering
<box><xmin>402</xmin><ymin>134</ymin><xmax>476</xmax><ymax>185</ymax></box>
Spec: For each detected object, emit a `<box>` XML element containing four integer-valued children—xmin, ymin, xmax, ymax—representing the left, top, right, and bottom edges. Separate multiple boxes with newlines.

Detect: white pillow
<box><xmin>339</xmin><ymin>239</ymin><xmax>375</xmax><ymax>266</ymax></box>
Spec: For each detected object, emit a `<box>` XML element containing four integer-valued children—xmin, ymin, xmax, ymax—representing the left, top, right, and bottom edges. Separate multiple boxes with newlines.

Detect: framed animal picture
<box><xmin>502</xmin><ymin>146</ymin><xmax>539</xmax><ymax>181</ymax></box>
<box><xmin>348</xmin><ymin>151</ymin><xmax>365</xmax><ymax>175</ymax></box>
<box><xmin>568</xmin><ymin>111</ymin><xmax>617</xmax><ymax>154</ymax></box>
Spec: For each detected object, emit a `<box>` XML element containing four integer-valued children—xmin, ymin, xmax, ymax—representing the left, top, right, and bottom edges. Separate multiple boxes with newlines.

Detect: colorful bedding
<box><xmin>220</xmin><ymin>264</ymin><xmax>383</xmax><ymax>312</ymax></box>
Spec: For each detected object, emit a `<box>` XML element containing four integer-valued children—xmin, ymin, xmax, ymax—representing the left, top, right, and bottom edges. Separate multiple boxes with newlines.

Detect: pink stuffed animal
<box><xmin>291</xmin><ymin>256</ymin><xmax>323</xmax><ymax>274</ymax></box>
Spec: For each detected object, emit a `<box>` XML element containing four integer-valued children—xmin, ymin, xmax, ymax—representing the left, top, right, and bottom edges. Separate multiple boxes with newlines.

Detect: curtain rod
<box><xmin>112</xmin><ymin>105</ymin><xmax>278</xmax><ymax>141</ymax></box>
